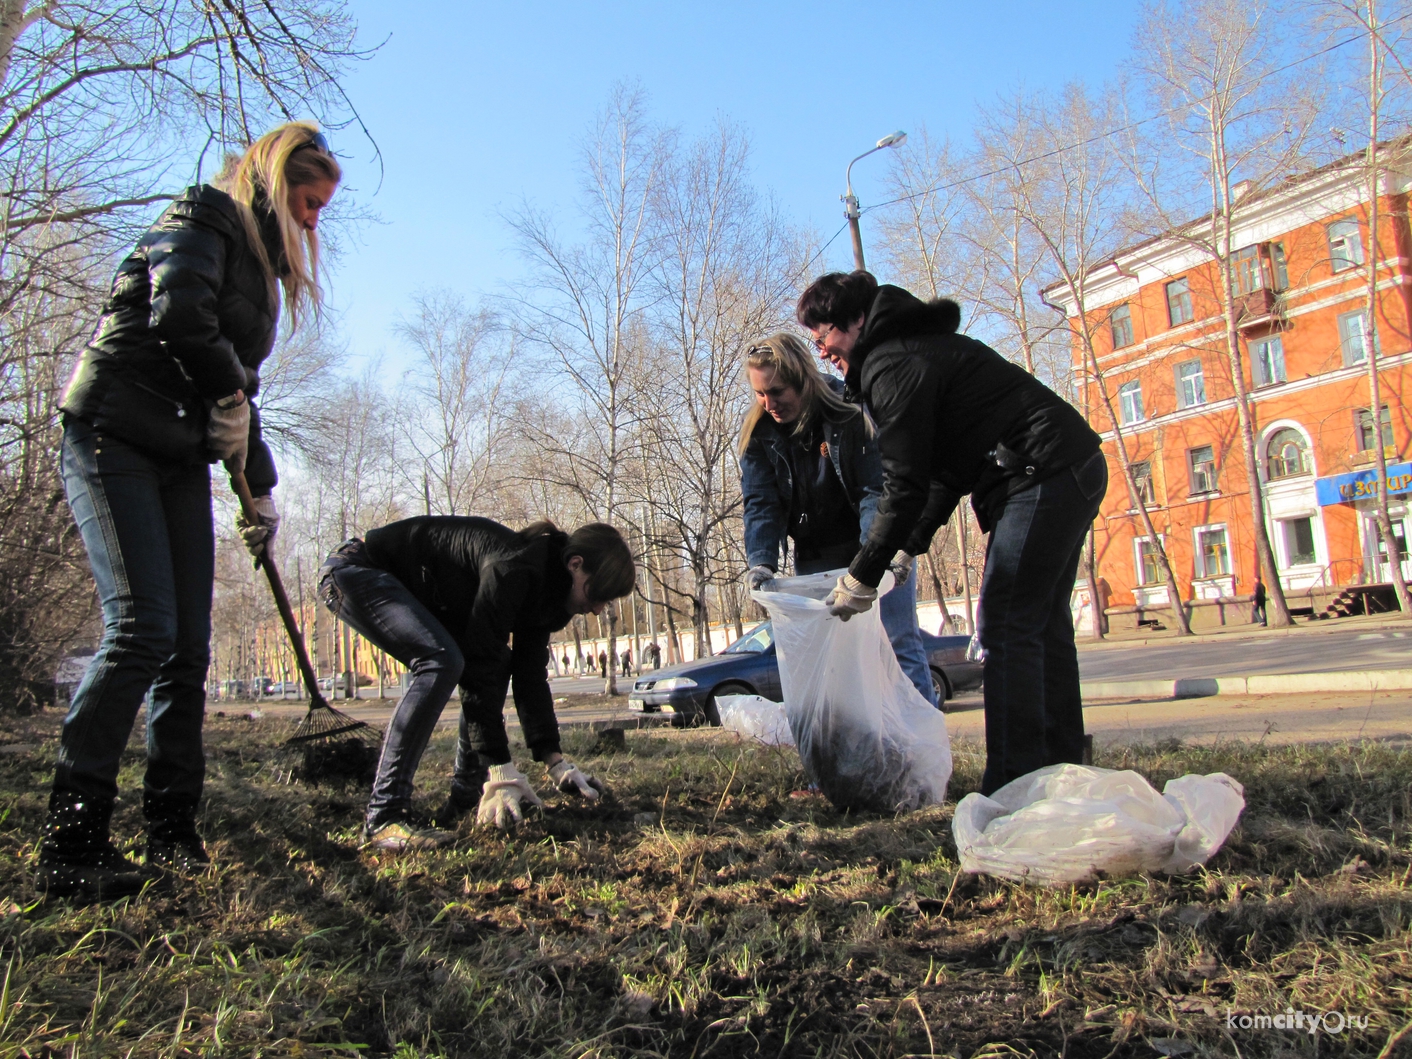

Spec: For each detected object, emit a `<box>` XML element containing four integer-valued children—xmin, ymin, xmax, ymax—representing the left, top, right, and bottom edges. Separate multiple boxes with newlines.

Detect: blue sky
<box><xmin>324</xmin><ymin>0</ymin><xmax>1143</xmax><ymax>366</ymax></box>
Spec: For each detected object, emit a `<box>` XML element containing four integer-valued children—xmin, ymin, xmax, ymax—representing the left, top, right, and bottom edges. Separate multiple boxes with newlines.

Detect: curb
<box><xmin>1080</xmin><ymin>668</ymin><xmax>1412</xmax><ymax>701</ymax></box>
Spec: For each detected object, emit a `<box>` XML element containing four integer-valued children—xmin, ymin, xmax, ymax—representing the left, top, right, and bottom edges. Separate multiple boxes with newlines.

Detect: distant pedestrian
<box><xmin>649</xmin><ymin>642</ymin><xmax>662</xmax><ymax>668</ymax></box>
<box><xmin>621</xmin><ymin>649</ymin><xmax>632</xmax><ymax>676</ymax></box>
<box><xmin>561</xmin><ymin>651</ymin><xmax>570</xmax><ymax>672</ymax></box>
<box><xmin>318</xmin><ymin>518</ymin><xmax>632</xmax><ymax>847</ymax></box>
<box><xmin>598</xmin><ymin>651</ymin><xmax>608</xmax><ymax>678</ymax></box>
<box><xmin>1253</xmin><ymin>579</ymin><xmax>1268</xmax><ymax>626</ymax></box>
<box><xmin>37</xmin><ymin>122</ymin><xmax>341</xmax><ymax>899</ymax></box>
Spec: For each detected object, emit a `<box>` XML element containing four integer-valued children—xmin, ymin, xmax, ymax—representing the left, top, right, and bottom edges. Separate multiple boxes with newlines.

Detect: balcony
<box><xmin>1234</xmin><ymin>287</ymin><xmax>1281</xmax><ymax>330</ymax></box>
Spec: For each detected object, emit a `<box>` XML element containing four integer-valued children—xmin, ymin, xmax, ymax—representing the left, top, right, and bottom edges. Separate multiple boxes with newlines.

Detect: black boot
<box><xmin>432</xmin><ymin>770</ymin><xmax>487</xmax><ymax>828</ymax></box>
<box><xmin>143</xmin><ymin>791</ymin><xmax>210</xmax><ymax>872</ymax></box>
<box><xmin>35</xmin><ymin>789</ymin><xmax>157</xmax><ymax>899</ymax></box>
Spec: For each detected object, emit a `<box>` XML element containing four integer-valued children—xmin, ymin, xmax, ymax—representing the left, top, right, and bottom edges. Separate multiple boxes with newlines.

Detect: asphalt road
<box><xmin>1076</xmin><ymin>626</ymin><xmax>1412</xmax><ymax>682</ymax></box>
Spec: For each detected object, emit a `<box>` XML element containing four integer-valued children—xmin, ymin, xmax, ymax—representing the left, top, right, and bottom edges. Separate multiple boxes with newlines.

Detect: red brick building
<box><xmin>1047</xmin><ymin>151</ymin><xmax>1412</xmax><ymax>626</ymax></box>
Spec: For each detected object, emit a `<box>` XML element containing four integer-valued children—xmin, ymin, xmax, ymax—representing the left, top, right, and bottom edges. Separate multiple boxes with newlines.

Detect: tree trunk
<box><xmin>603</xmin><ymin>600</ymin><xmax>619</xmax><ymax>695</ymax></box>
<box><xmin>1085</xmin><ymin>528</ymin><xmax>1106</xmax><ymax>640</ymax></box>
<box><xmin>956</xmin><ymin>510</ymin><xmax>975</xmax><ymax>635</ymax></box>
<box><xmin>1361</xmin><ymin>4</ymin><xmax>1412</xmax><ymax>613</ymax></box>
<box><xmin>1218</xmin><ymin>204</ymin><xmax>1292</xmax><ymax>627</ymax></box>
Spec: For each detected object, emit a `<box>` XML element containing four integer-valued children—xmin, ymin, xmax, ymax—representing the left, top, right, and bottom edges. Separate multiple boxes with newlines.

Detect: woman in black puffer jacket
<box><xmin>318</xmin><ymin>518</ymin><xmax>635</xmax><ymax>850</ymax></box>
<box><xmin>38</xmin><ymin>123</ymin><xmax>341</xmax><ymax>898</ymax></box>
<box><xmin>797</xmin><ymin>271</ymin><xmax>1106</xmax><ymax>797</ymax></box>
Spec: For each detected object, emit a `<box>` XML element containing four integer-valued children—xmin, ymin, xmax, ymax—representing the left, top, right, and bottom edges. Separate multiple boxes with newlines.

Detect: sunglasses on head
<box><xmin>293</xmin><ymin>131</ymin><xmax>331</xmax><ymax>155</ymax></box>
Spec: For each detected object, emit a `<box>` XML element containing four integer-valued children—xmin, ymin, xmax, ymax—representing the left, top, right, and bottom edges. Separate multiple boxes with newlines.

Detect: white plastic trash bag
<box><xmin>717</xmin><ymin>694</ymin><xmax>794</xmax><ymax>746</ymax></box>
<box><xmin>952</xmin><ymin>763</ymin><xmax>1245</xmax><ymax>886</ymax></box>
<box><xmin>752</xmin><ymin>570</ymin><xmax>951</xmax><ymax>812</ymax></box>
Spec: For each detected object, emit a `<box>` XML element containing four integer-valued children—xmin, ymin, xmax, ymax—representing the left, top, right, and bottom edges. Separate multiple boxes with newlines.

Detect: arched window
<box><xmin>1266</xmin><ymin>428</ymin><xmax>1309</xmax><ymax>480</ymax></box>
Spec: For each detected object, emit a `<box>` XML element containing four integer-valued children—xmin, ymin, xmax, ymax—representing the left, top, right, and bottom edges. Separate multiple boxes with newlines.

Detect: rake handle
<box><xmin>227</xmin><ymin>465</ymin><xmax>331</xmax><ymax>711</ymax></box>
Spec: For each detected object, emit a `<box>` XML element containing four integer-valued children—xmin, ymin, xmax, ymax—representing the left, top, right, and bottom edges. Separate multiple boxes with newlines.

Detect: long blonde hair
<box><xmin>213</xmin><ymin>121</ymin><xmax>342</xmax><ymax>329</ymax></box>
<box><xmin>738</xmin><ymin>332</ymin><xmax>858</xmax><ymax>455</ymax></box>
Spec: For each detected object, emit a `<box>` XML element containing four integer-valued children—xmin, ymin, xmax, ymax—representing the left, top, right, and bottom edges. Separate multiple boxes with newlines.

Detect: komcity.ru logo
<box><xmin>1226</xmin><ymin>1007</ymin><xmax>1371</xmax><ymax>1035</ymax></box>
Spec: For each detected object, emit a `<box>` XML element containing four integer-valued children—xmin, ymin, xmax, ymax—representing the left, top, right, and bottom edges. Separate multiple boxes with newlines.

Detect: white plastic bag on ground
<box><xmin>752</xmin><ymin>570</ymin><xmax>951</xmax><ymax>812</ymax></box>
<box><xmin>952</xmin><ymin>763</ymin><xmax>1245</xmax><ymax>886</ymax></box>
<box><xmin>717</xmin><ymin>694</ymin><xmax>794</xmax><ymax>746</ymax></box>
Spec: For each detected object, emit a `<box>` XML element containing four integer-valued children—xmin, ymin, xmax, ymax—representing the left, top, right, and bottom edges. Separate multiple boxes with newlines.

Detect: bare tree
<box><xmin>1316</xmin><ymin>0</ymin><xmax>1412</xmax><ymax>611</ymax></box>
<box><xmin>396</xmin><ymin>291</ymin><xmax>517</xmax><ymax>517</ymax></box>
<box><xmin>1131</xmin><ymin>0</ymin><xmax>1325</xmax><ymax>627</ymax></box>
<box><xmin>0</xmin><ymin>1</ymin><xmax>369</xmax><ymax>711</ymax></box>
<box><xmin>987</xmin><ymin>85</ymin><xmax>1194</xmax><ymax>634</ymax></box>
<box><xmin>637</xmin><ymin>120</ymin><xmax>802</xmax><ymax>657</ymax></box>
<box><xmin>509</xmin><ymin>85</ymin><xmax>669</xmax><ymax>694</ymax></box>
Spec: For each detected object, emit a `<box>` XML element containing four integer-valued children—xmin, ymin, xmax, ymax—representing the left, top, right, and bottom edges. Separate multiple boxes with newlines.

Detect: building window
<box><xmin>1194</xmin><ymin>525</ymin><xmax>1231</xmax><ymax>578</ymax></box>
<box><xmin>1271</xmin><ymin>242</ymin><xmax>1290</xmax><ymax>290</ymax></box>
<box><xmin>1110</xmin><ymin>303</ymin><xmax>1134</xmax><ymax>349</ymax></box>
<box><xmin>1130</xmin><ymin>459</ymin><xmax>1156</xmax><ymax>505</ymax></box>
<box><xmin>1282</xmin><ymin>517</ymin><xmax>1317</xmax><ymax>566</ymax></box>
<box><xmin>1266</xmin><ymin>427</ymin><xmax>1309</xmax><ymax>479</ymax></box>
<box><xmin>1339</xmin><ymin>309</ymin><xmax>1378</xmax><ymax>365</ymax></box>
<box><xmin>1251</xmin><ymin>335</ymin><xmax>1286</xmax><ymax>387</ymax></box>
<box><xmin>1119</xmin><ymin>379</ymin><xmax>1144</xmax><ymax>424</ymax></box>
<box><xmin>1355</xmin><ymin>405</ymin><xmax>1394</xmax><ymax>452</ymax></box>
<box><xmin>1189</xmin><ymin>444</ymin><xmax>1217</xmax><ymax>494</ymax></box>
<box><xmin>1166</xmin><ymin>277</ymin><xmax>1194</xmax><ymax>326</ymax></box>
<box><xmin>1135</xmin><ymin>537</ymin><xmax>1164</xmax><ymax>586</ymax></box>
<box><xmin>1327</xmin><ymin>218</ymin><xmax>1365</xmax><ymax>273</ymax></box>
<box><xmin>1175</xmin><ymin>358</ymin><xmax>1206</xmax><ymax>408</ymax></box>
<box><xmin>1231</xmin><ymin>245</ymin><xmax>1265</xmax><ymax>295</ymax></box>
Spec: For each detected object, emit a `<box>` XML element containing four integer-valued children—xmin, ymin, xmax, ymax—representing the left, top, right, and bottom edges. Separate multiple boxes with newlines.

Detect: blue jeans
<box><xmin>978</xmin><ymin>451</ymin><xmax>1107</xmax><ymax>795</ymax></box>
<box><xmin>796</xmin><ymin>557</ymin><xmax>937</xmax><ymax>706</ymax></box>
<box><xmin>319</xmin><ymin>542</ymin><xmax>465</xmax><ymax>826</ymax></box>
<box><xmin>56</xmin><ymin>418</ymin><xmax>214</xmax><ymax>801</ymax></box>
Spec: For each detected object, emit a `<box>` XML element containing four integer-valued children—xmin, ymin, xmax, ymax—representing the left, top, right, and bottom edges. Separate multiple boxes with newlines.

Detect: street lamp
<box><xmin>843</xmin><ymin>130</ymin><xmax>907</xmax><ymax>270</ymax></box>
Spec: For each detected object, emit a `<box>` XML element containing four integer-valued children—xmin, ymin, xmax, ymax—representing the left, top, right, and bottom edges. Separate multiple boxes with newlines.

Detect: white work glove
<box><xmin>888</xmin><ymin>551</ymin><xmax>915</xmax><ymax>587</ymax></box>
<box><xmin>476</xmin><ymin>763</ymin><xmax>544</xmax><ymax>830</ymax></box>
<box><xmin>745</xmin><ymin>565</ymin><xmax>776</xmax><ymax>590</ymax></box>
<box><xmin>548</xmin><ymin>758</ymin><xmax>606</xmax><ymax>800</ymax></box>
<box><xmin>206</xmin><ymin>392</ymin><xmax>249</xmax><ymax>469</ymax></box>
<box><xmin>237</xmin><ymin>494</ymin><xmax>279</xmax><ymax>556</ymax></box>
<box><xmin>827</xmin><ymin>573</ymin><xmax>878</xmax><ymax>621</ymax></box>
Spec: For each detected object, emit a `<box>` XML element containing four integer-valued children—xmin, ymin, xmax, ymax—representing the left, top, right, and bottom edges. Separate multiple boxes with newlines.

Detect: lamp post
<box><xmin>842</xmin><ymin>130</ymin><xmax>907</xmax><ymax>270</ymax></box>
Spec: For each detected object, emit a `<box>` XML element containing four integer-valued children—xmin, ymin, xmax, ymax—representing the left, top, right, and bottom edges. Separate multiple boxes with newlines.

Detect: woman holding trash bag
<box><xmin>318</xmin><ymin>517</ymin><xmax>634</xmax><ymax>850</ymax></box>
<box><xmin>796</xmin><ymin>271</ymin><xmax>1105</xmax><ymax>796</ymax></box>
<box><xmin>37</xmin><ymin>123</ymin><xmax>340</xmax><ymax>898</ymax></box>
<box><xmin>738</xmin><ymin>333</ymin><xmax>937</xmax><ymax>706</ymax></box>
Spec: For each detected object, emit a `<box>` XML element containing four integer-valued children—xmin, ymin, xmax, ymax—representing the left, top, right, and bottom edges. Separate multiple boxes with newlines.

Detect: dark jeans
<box><xmin>56</xmin><ymin>417</ymin><xmax>215</xmax><ymax>802</ymax></box>
<box><xmin>978</xmin><ymin>451</ymin><xmax>1107</xmax><ymax>795</ymax></box>
<box><xmin>319</xmin><ymin>541</ymin><xmax>468</xmax><ymax>825</ymax></box>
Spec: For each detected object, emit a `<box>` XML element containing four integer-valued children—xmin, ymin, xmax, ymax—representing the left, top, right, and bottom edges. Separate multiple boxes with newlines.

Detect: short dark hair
<box><xmin>565</xmin><ymin>523</ymin><xmax>636</xmax><ymax>602</ymax></box>
<box><xmin>796</xmin><ymin>270</ymin><xmax>878</xmax><ymax>330</ymax></box>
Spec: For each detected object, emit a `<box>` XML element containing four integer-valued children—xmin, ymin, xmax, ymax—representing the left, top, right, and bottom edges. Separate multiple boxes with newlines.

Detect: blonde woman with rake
<box><xmin>40</xmin><ymin>123</ymin><xmax>340</xmax><ymax>899</ymax></box>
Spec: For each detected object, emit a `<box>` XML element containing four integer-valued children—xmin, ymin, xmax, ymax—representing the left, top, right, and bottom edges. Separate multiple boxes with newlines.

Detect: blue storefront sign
<box><xmin>1315</xmin><ymin>461</ymin><xmax>1412</xmax><ymax>506</ymax></box>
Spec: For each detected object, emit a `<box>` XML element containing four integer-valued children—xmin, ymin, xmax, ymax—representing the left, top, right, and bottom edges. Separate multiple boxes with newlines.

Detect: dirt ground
<box><xmin>2</xmin><ymin>707</ymin><xmax>1410</xmax><ymax>1057</ymax></box>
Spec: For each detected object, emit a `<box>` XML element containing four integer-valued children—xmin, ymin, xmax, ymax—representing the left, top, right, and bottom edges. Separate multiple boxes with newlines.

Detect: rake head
<box><xmin>284</xmin><ymin>695</ymin><xmax>383</xmax><ymax>787</ymax></box>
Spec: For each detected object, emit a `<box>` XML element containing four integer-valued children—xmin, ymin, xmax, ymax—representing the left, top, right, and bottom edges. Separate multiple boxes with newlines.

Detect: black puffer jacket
<box><xmin>60</xmin><ymin>184</ymin><xmax>281</xmax><ymax>493</ymax></box>
<box><xmin>362</xmin><ymin>516</ymin><xmax>576</xmax><ymax>764</ymax></box>
<box><xmin>846</xmin><ymin>285</ymin><xmax>1101</xmax><ymax>587</ymax></box>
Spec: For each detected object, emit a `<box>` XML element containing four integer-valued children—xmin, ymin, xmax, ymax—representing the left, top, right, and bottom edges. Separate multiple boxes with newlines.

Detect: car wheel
<box><xmin>705</xmin><ymin>681</ymin><xmax>753</xmax><ymax>727</ymax></box>
<box><xmin>931</xmin><ymin>668</ymin><xmax>952</xmax><ymax>711</ymax></box>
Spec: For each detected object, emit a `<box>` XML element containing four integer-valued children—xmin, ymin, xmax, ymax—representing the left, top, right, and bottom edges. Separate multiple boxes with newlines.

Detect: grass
<box><xmin>0</xmin><ymin>712</ymin><xmax>1410</xmax><ymax>1058</ymax></box>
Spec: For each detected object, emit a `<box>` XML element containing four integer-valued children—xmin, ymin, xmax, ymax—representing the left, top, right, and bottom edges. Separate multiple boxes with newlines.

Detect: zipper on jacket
<box><xmin>127</xmin><ymin>376</ymin><xmax>189</xmax><ymax>418</ymax></box>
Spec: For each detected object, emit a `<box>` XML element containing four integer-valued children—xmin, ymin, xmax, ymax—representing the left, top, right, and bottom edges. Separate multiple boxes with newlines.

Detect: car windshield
<box><xmin>722</xmin><ymin>622</ymin><xmax>773</xmax><ymax>654</ymax></box>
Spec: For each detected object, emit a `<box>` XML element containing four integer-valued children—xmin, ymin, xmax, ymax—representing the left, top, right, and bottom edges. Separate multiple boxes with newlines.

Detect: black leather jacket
<box><xmin>60</xmin><ymin>184</ymin><xmax>281</xmax><ymax>493</ymax></box>
<box><xmin>362</xmin><ymin>516</ymin><xmax>576</xmax><ymax>764</ymax></box>
<box><xmin>846</xmin><ymin>285</ymin><xmax>1101</xmax><ymax>587</ymax></box>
